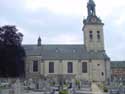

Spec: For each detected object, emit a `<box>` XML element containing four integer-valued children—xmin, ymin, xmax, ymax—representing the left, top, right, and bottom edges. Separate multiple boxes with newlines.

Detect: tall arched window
<box><xmin>82</xmin><ymin>62</ymin><xmax>87</xmax><ymax>73</ymax></box>
<box><xmin>49</xmin><ymin>62</ymin><xmax>54</xmax><ymax>73</ymax></box>
<box><xmin>97</xmin><ymin>31</ymin><xmax>100</xmax><ymax>40</ymax></box>
<box><xmin>89</xmin><ymin>31</ymin><xmax>93</xmax><ymax>40</ymax></box>
<box><xmin>67</xmin><ymin>62</ymin><xmax>73</xmax><ymax>73</ymax></box>
<box><xmin>33</xmin><ymin>61</ymin><xmax>38</xmax><ymax>72</ymax></box>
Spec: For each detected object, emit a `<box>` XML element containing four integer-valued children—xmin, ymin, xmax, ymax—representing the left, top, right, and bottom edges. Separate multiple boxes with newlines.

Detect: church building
<box><xmin>23</xmin><ymin>0</ymin><xmax>111</xmax><ymax>82</ymax></box>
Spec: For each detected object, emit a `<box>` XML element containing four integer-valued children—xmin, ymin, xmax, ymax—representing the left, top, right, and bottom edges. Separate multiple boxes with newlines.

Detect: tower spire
<box><xmin>87</xmin><ymin>0</ymin><xmax>96</xmax><ymax>16</ymax></box>
<box><xmin>37</xmin><ymin>36</ymin><xmax>41</xmax><ymax>46</ymax></box>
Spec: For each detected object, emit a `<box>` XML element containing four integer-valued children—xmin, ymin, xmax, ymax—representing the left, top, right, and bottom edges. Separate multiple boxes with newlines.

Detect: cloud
<box><xmin>0</xmin><ymin>0</ymin><xmax>125</xmax><ymax>60</ymax></box>
<box><xmin>24</xmin><ymin>0</ymin><xmax>125</xmax><ymax>19</ymax></box>
<box><xmin>0</xmin><ymin>19</ymin><xmax>10</xmax><ymax>26</ymax></box>
<box><xmin>114</xmin><ymin>14</ymin><xmax>125</xmax><ymax>26</ymax></box>
<box><xmin>96</xmin><ymin>0</ymin><xmax>125</xmax><ymax>17</ymax></box>
<box><xmin>104</xmin><ymin>10</ymin><xmax>125</xmax><ymax>61</ymax></box>
<box><xmin>17</xmin><ymin>27</ymin><xmax>39</xmax><ymax>44</ymax></box>
<box><xmin>46</xmin><ymin>33</ymin><xmax>83</xmax><ymax>44</ymax></box>
<box><xmin>24</xmin><ymin>0</ymin><xmax>87</xmax><ymax>16</ymax></box>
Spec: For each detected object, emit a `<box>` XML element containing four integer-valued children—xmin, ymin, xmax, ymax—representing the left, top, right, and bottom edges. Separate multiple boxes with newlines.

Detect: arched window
<box><xmin>89</xmin><ymin>31</ymin><xmax>93</xmax><ymax>40</ymax></box>
<box><xmin>102</xmin><ymin>72</ymin><xmax>104</xmax><ymax>76</ymax></box>
<box><xmin>82</xmin><ymin>62</ymin><xmax>87</xmax><ymax>73</ymax></box>
<box><xmin>67</xmin><ymin>62</ymin><xmax>73</xmax><ymax>73</ymax></box>
<box><xmin>33</xmin><ymin>61</ymin><xmax>38</xmax><ymax>72</ymax></box>
<box><xmin>97</xmin><ymin>31</ymin><xmax>100</xmax><ymax>40</ymax></box>
<box><xmin>49</xmin><ymin>62</ymin><xmax>54</xmax><ymax>73</ymax></box>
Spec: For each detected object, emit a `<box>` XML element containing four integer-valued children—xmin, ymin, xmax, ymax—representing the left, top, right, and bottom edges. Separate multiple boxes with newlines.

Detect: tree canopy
<box><xmin>0</xmin><ymin>25</ymin><xmax>25</xmax><ymax>77</ymax></box>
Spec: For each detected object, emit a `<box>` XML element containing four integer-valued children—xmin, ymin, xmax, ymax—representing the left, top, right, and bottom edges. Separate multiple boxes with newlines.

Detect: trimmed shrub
<box><xmin>59</xmin><ymin>90</ymin><xmax>68</xmax><ymax>94</ymax></box>
<box><xmin>75</xmin><ymin>80</ymin><xmax>80</xmax><ymax>85</ymax></box>
<box><xmin>103</xmin><ymin>87</ymin><xmax>108</xmax><ymax>92</ymax></box>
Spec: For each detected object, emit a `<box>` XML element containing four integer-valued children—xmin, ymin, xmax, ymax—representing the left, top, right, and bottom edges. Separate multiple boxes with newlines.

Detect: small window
<box><xmin>33</xmin><ymin>61</ymin><xmax>38</xmax><ymax>72</ymax></box>
<box><xmin>102</xmin><ymin>72</ymin><xmax>104</xmax><ymax>76</ymax></box>
<box><xmin>97</xmin><ymin>64</ymin><xmax>100</xmax><ymax>66</ymax></box>
<box><xmin>97</xmin><ymin>31</ymin><xmax>100</xmax><ymax>40</ymax></box>
<box><xmin>67</xmin><ymin>62</ymin><xmax>73</xmax><ymax>73</ymax></box>
<box><xmin>82</xmin><ymin>62</ymin><xmax>87</xmax><ymax>73</ymax></box>
<box><xmin>89</xmin><ymin>31</ymin><xmax>93</xmax><ymax>40</ymax></box>
<box><xmin>56</xmin><ymin>48</ymin><xmax>58</xmax><ymax>53</ymax></box>
<box><xmin>89</xmin><ymin>59</ymin><xmax>92</xmax><ymax>62</ymax></box>
<box><xmin>49</xmin><ymin>62</ymin><xmax>54</xmax><ymax>73</ymax></box>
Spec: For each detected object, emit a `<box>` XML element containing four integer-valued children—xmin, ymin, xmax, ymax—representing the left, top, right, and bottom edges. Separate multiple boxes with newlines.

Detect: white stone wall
<box><xmin>42</xmin><ymin>60</ymin><xmax>79</xmax><ymax>75</ymax></box>
<box><xmin>105</xmin><ymin>60</ymin><xmax>111</xmax><ymax>81</ymax></box>
<box><xmin>77</xmin><ymin>60</ymin><xmax>89</xmax><ymax>80</ymax></box>
<box><xmin>90</xmin><ymin>60</ymin><xmax>106</xmax><ymax>81</ymax></box>
<box><xmin>83</xmin><ymin>24</ymin><xmax>104</xmax><ymax>51</ymax></box>
<box><xmin>25</xmin><ymin>57</ymin><xmax>110</xmax><ymax>82</ymax></box>
<box><xmin>40</xmin><ymin>61</ymin><xmax>44</xmax><ymax>75</ymax></box>
<box><xmin>40</xmin><ymin>60</ymin><xmax>90</xmax><ymax>80</ymax></box>
<box><xmin>25</xmin><ymin>56</ymin><xmax>41</xmax><ymax>78</ymax></box>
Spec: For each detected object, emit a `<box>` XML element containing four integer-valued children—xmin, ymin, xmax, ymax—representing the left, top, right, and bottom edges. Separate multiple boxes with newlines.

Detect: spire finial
<box><xmin>37</xmin><ymin>36</ymin><xmax>41</xmax><ymax>46</ymax></box>
<box><xmin>87</xmin><ymin>0</ymin><xmax>96</xmax><ymax>16</ymax></box>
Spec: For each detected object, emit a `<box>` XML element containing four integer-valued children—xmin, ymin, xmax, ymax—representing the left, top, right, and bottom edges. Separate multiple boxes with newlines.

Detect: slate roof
<box><xmin>23</xmin><ymin>44</ymin><xmax>109</xmax><ymax>60</ymax></box>
<box><xmin>111</xmin><ymin>61</ymin><xmax>125</xmax><ymax>68</ymax></box>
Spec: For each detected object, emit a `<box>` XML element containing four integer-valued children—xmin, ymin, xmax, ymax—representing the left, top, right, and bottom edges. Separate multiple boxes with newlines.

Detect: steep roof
<box><xmin>111</xmin><ymin>61</ymin><xmax>125</xmax><ymax>68</ymax></box>
<box><xmin>23</xmin><ymin>44</ymin><xmax>109</xmax><ymax>60</ymax></box>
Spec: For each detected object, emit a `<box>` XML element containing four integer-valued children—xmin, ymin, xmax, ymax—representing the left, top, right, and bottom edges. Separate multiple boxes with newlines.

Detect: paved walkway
<box><xmin>92</xmin><ymin>83</ymin><xmax>108</xmax><ymax>94</ymax></box>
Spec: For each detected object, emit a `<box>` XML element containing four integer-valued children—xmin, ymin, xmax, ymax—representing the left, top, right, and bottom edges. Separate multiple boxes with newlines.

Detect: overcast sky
<box><xmin>0</xmin><ymin>0</ymin><xmax>125</xmax><ymax>61</ymax></box>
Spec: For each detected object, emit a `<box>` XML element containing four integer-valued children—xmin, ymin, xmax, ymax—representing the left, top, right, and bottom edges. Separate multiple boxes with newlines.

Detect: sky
<box><xmin>0</xmin><ymin>0</ymin><xmax>125</xmax><ymax>61</ymax></box>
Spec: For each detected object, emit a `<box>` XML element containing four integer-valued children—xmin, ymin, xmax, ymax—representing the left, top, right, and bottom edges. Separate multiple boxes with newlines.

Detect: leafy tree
<box><xmin>0</xmin><ymin>25</ymin><xmax>25</xmax><ymax>77</ymax></box>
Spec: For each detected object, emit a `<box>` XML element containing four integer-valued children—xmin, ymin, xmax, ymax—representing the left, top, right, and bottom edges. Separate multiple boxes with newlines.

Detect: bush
<box><xmin>49</xmin><ymin>82</ymin><xmax>55</xmax><ymax>86</ymax></box>
<box><xmin>98</xmin><ymin>83</ymin><xmax>108</xmax><ymax>92</ymax></box>
<box><xmin>103</xmin><ymin>87</ymin><xmax>108</xmax><ymax>92</ymax></box>
<box><xmin>75</xmin><ymin>80</ymin><xmax>80</xmax><ymax>85</ymax></box>
<box><xmin>98</xmin><ymin>83</ymin><xmax>104</xmax><ymax>89</ymax></box>
<box><xmin>59</xmin><ymin>90</ymin><xmax>68</xmax><ymax>94</ymax></box>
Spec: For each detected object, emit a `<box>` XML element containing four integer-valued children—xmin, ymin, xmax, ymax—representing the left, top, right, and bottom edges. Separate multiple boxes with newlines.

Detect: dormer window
<box><xmin>56</xmin><ymin>48</ymin><xmax>59</xmax><ymax>53</ymax></box>
<box><xmin>89</xmin><ymin>31</ymin><xmax>93</xmax><ymax>40</ymax></box>
<box><xmin>97</xmin><ymin>31</ymin><xmax>100</xmax><ymax>40</ymax></box>
<box><xmin>73</xmin><ymin>49</ymin><xmax>76</xmax><ymax>53</ymax></box>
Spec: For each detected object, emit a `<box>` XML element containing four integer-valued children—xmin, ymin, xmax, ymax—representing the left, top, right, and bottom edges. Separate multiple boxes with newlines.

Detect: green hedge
<box><xmin>103</xmin><ymin>87</ymin><xmax>108</xmax><ymax>92</ymax></box>
<box><xmin>98</xmin><ymin>83</ymin><xmax>108</xmax><ymax>92</ymax></box>
<box><xmin>75</xmin><ymin>80</ymin><xmax>80</xmax><ymax>85</ymax></box>
<box><xmin>59</xmin><ymin>90</ymin><xmax>68</xmax><ymax>94</ymax></box>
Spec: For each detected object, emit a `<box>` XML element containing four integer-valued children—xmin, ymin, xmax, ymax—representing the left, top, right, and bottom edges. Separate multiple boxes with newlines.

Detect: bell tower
<box><xmin>83</xmin><ymin>0</ymin><xmax>104</xmax><ymax>52</ymax></box>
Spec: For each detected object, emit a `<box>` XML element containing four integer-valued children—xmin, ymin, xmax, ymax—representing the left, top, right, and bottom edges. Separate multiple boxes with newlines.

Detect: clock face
<box><xmin>91</xmin><ymin>17</ymin><xmax>97</xmax><ymax>23</ymax></box>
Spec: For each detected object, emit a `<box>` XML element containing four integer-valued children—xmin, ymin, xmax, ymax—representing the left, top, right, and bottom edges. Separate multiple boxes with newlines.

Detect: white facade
<box><xmin>25</xmin><ymin>57</ymin><xmax>110</xmax><ymax>82</ymax></box>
